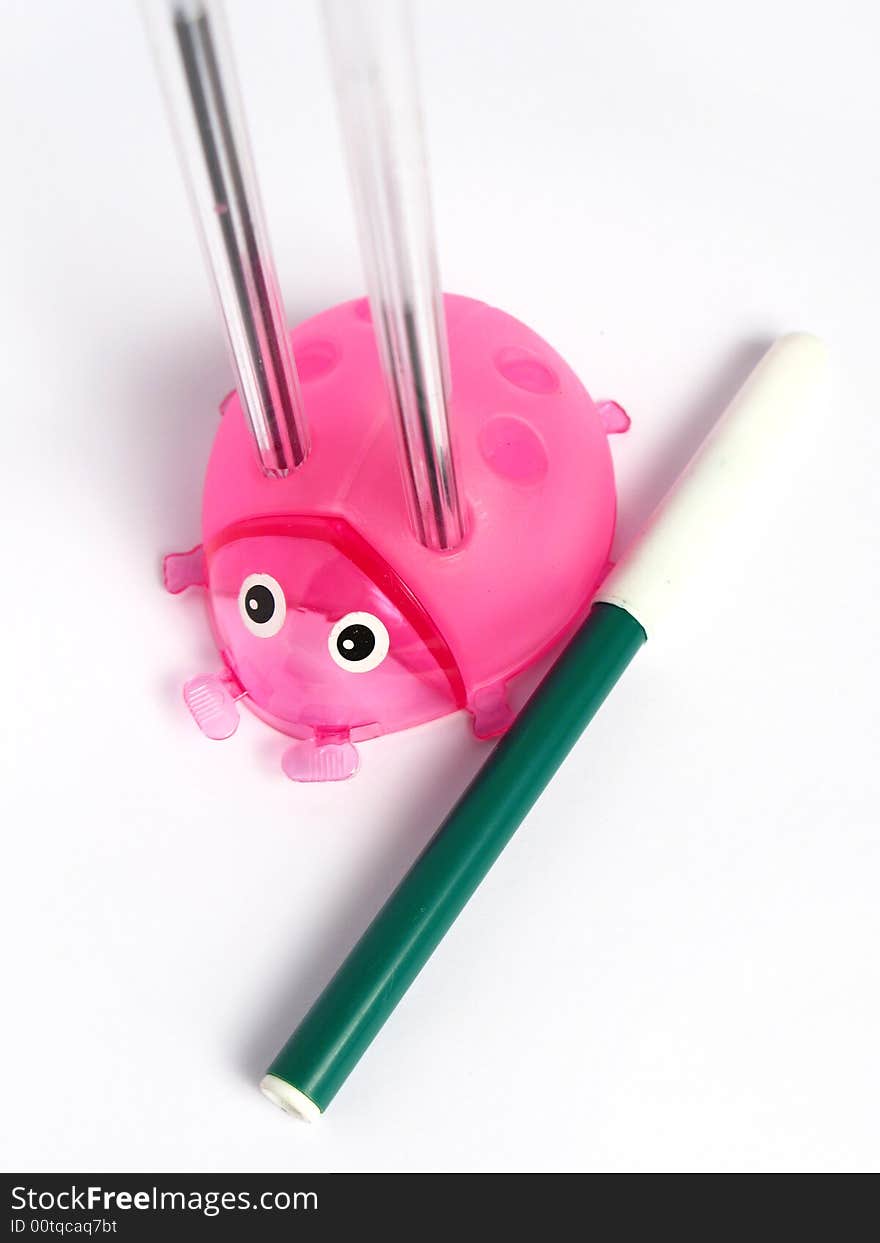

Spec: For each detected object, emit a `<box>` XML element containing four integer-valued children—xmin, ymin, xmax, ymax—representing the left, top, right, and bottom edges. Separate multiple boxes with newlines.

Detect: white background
<box><xmin>1</xmin><ymin>0</ymin><xmax>878</xmax><ymax>1174</ymax></box>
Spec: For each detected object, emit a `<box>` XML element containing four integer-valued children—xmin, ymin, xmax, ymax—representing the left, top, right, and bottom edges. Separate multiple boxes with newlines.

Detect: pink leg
<box><xmin>164</xmin><ymin>545</ymin><xmax>207</xmax><ymax>594</ymax></box>
<box><xmin>281</xmin><ymin>733</ymin><xmax>360</xmax><ymax>782</ymax></box>
<box><xmin>596</xmin><ymin>400</ymin><xmax>631</xmax><ymax>435</ymax></box>
<box><xmin>183</xmin><ymin>673</ymin><xmax>240</xmax><ymax>740</ymax></box>
<box><xmin>469</xmin><ymin>683</ymin><xmax>515</xmax><ymax>740</ymax></box>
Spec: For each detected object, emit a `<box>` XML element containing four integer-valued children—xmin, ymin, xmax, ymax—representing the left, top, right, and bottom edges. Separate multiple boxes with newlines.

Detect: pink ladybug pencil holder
<box><xmin>165</xmin><ymin>295</ymin><xmax>629</xmax><ymax>781</ymax></box>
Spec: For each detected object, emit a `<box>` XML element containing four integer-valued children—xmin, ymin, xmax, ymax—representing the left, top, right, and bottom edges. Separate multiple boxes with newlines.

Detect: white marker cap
<box><xmin>597</xmin><ymin>333</ymin><xmax>829</xmax><ymax>636</ymax></box>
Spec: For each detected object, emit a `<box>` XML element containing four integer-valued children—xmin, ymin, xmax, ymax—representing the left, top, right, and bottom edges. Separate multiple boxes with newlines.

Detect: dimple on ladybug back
<box><xmin>165</xmin><ymin>294</ymin><xmax>629</xmax><ymax>781</ymax></box>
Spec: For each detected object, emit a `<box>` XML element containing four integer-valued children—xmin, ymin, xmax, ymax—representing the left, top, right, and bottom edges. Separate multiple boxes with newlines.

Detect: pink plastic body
<box><xmin>167</xmin><ymin>294</ymin><xmax>626</xmax><ymax>780</ymax></box>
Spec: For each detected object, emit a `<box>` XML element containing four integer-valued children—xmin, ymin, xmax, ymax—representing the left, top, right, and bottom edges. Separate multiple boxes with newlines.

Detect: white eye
<box><xmin>328</xmin><ymin>612</ymin><xmax>390</xmax><ymax>673</ymax></box>
<box><xmin>238</xmin><ymin>573</ymin><xmax>286</xmax><ymax>637</ymax></box>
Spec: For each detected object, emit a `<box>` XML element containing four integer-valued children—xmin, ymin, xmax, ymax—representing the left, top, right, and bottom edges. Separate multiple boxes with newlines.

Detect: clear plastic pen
<box><xmin>144</xmin><ymin>0</ymin><xmax>309</xmax><ymax>476</ymax></box>
<box><xmin>323</xmin><ymin>0</ymin><xmax>467</xmax><ymax>550</ymax></box>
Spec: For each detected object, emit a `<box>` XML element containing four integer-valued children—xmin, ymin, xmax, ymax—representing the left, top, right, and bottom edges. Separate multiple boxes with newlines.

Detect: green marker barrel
<box><xmin>262</xmin><ymin>601</ymin><xmax>645</xmax><ymax>1120</ymax></box>
<box><xmin>262</xmin><ymin>333</ymin><xmax>828</xmax><ymax>1120</ymax></box>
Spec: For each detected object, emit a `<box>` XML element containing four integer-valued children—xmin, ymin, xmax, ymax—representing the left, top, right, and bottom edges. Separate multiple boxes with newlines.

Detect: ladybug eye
<box><xmin>328</xmin><ymin>612</ymin><xmax>390</xmax><ymax>673</ymax></box>
<box><xmin>238</xmin><ymin>573</ymin><xmax>286</xmax><ymax>637</ymax></box>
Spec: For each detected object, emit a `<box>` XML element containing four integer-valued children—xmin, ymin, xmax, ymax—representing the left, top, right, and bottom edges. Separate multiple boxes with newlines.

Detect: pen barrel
<box><xmin>597</xmin><ymin>333</ymin><xmax>828</xmax><ymax>635</ymax></box>
<box><xmin>323</xmin><ymin>0</ymin><xmax>467</xmax><ymax>551</ymax></box>
<box><xmin>263</xmin><ymin>603</ymin><xmax>646</xmax><ymax>1116</ymax></box>
<box><xmin>144</xmin><ymin>0</ymin><xmax>309</xmax><ymax>476</ymax></box>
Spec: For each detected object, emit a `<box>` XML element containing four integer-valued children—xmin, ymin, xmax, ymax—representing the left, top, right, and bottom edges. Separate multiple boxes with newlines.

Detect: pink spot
<box><xmin>353</xmin><ymin>298</ymin><xmax>372</xmax><ymax>323</ymax></box>
<box><xmin>479</xmin><ymin>416</ymin><xmax>548</xmax><ymax>484</ymax></box>
<box><xmin>295</xmin><ymin>340</ymin><xmax>339</xmax><ymax>382</ymax></box>
<box><xmin>495</xmin><ymin>347</ymin><xmax>560</xmax><ymax>395</ymax></box>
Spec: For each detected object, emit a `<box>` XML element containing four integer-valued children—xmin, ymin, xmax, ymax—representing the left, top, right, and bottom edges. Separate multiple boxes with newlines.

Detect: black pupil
<box><xmin>245</xmin><ymin>584</ymin><xmax>275</xmax><ymax>624</ymax></box>
<box><xmin>336</xmin><ymin>623</ymin><xmax>376</xmax><ymax>663</ymax></box>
